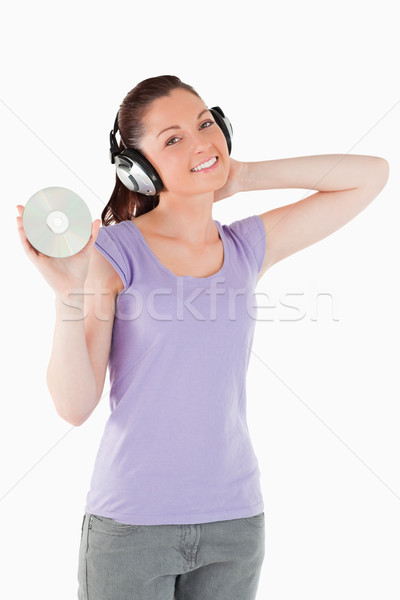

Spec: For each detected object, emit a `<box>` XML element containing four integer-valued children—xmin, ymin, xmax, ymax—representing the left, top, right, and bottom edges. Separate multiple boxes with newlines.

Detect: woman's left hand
<box><xmin>213</xmin><ymin>158</ymin><xmax>246</xmax><ymax>203</ymax></box>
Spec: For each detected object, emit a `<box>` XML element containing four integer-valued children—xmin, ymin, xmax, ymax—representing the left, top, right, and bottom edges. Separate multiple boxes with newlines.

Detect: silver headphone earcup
<box><xmin>209</xmin><ymin>106</ymin><xmax>233</xmax><ymax>155</ymax></box>
<box><xmin>115</xmin><ymin>150</ymin><xmax>163</xmax><ymax>195</ymax></box>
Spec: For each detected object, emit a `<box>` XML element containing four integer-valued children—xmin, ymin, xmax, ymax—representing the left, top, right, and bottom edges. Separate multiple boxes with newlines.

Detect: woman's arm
<box><xmin>240</xmin><ymin>154</ymin><xmax>389</xmax><ymax>192</ymax></box>
<box><xmin>215</xmin><ymin>154</ymin><xmax>389</xmax><ymax>277</ymax></box>
<box><xmin>47</xmin><ymin>294</ymin><xmax>99</xmax><ymax>425</ymax></box>
<box><xmin>47</xmin><ymin>249</ymin><xmax>121</xmax><ymax>426</ymax></box>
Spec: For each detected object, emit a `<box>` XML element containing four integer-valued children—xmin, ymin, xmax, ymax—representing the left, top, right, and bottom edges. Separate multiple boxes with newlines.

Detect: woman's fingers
<box><xmin>89</xmin><ymin>219</ymin><xmax>101</xmax><ymax>245</ymax></box>
<box><xmin>16</xmin><ymin>205</ymin><xmax>40</xmax><ymax>258</ymax></box>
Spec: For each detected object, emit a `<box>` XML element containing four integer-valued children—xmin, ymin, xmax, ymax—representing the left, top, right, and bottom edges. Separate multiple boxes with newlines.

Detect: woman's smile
<box><xmin>190</xmin><ymin>156</ymin><xmax>219</xmax><ymax>173</ymax></box>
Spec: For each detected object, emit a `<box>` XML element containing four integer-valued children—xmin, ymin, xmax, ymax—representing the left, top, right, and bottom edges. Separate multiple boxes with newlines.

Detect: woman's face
<box><xmin>139</xmin><ymin>88</ymin><xmax>230</xmax><ymax>197</ymax></box>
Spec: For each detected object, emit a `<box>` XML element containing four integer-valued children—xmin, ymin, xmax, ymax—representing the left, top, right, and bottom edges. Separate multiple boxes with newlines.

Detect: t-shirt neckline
<box><xmin>126</xmin><ymin>219</ymin><xmax>228</xmax><ymax>281</ymax></box>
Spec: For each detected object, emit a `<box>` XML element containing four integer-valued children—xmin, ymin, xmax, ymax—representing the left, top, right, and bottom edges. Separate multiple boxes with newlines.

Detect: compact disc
<box><xmin>22</xmin><ymin>187</ymin><xmax>93</xmax><ymax>258</ymax></box>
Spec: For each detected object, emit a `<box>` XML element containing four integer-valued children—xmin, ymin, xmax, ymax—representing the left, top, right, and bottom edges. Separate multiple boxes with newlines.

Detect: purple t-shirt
<box><xmin>84</xmin><ymin>214</ymin><xmax>266</xmax><ymax>525</ymax></box>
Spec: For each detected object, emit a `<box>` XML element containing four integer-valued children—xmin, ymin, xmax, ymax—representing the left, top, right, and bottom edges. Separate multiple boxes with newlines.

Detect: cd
<box><xmin>22</xmin><ymin>187</ymin><xmax>93</xmax><ymax>258</ymax></box>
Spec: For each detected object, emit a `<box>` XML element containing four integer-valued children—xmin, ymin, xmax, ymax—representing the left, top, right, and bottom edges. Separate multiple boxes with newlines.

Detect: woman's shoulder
<box><xmin>94</xmin><ymin>220</ymin><xmax>135</xmax><ymax>293</ymax></box>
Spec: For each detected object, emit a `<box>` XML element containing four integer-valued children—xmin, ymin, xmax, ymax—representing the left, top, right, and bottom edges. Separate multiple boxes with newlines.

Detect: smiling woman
<box><xmin>137</xmin><ymin>87</ymin><xmax>229</xmax><ymax>203</ymax></box>
<box><xmin>102</xmin><ymin>75</ymin><xmax>228</xmax><ymax>225</ymax></box>
<box><xmin>16</xmin><ymin>70</ymin><xmax>388</xmax><ymax>600</ymax></box>
<box><xmin>68</xmin><ymin>74</ymin><xmax>267</xmax><ymax>600</ymax></box>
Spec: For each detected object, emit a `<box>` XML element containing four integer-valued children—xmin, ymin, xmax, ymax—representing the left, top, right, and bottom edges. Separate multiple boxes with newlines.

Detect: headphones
<box><xmin>109</xmin><ymin>106</ymin><xmax>233</xmax><ymax>196</ymax></box>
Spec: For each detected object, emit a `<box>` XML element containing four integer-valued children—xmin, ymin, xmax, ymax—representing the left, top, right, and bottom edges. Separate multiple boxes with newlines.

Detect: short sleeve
<box><xmin>228</xmin><ymin>214</ymin><xmax>266</xmax><ymax>273</ymax></box>
<box><xmin>94</xmin><ymin>226</ymin><xmax>129</xmax><ymax>290</ymax></box>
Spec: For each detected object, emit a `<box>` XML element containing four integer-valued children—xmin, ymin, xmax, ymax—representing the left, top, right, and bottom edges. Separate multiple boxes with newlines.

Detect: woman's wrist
<box><xmin>237</xmin><ymin>161</ymin><xmax>249</xmax><ymax>193</ymax></box>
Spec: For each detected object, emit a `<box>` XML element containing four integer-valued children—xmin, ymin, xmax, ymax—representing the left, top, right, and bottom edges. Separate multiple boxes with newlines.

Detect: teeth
<box><xmin>191</xmin><ymin>156</ymin><xmax>217</xmax><ymax>172</ymax></box>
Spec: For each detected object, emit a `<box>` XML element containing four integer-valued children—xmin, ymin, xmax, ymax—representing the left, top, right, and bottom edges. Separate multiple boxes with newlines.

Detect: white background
<box><xmin>2</xmin><ymin>1</ymin><xmax>399</xmax><ymax>598</ymax></box>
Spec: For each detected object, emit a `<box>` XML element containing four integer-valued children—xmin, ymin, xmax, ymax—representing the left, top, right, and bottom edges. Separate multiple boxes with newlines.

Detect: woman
<box><xmin>16</xmin><ymin>75</ymin><xmax>389</xmax><ymax>600</ymax></box>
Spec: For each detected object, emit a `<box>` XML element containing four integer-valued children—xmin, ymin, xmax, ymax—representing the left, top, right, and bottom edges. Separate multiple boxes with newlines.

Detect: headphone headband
<box><xmin>109</xmin><ymin>112</ymin><xmax>122</xmax><ymax>164</ymax></box>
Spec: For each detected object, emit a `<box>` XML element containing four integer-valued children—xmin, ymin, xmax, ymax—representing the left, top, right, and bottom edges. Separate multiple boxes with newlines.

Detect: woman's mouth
<box><xmin>190</xmin><ymin>156</ymin><xmax>219</xmax><ymax>173</ymax></box>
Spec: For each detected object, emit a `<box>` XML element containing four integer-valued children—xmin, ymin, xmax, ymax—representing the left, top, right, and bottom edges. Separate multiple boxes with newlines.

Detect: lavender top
<box><xmin>84</xmin><ymin>214</ymin><xmax>266</xmax><ymax>525</ymax></box>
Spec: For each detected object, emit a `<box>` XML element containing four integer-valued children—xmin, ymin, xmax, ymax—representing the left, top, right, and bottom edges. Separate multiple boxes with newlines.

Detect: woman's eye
<box><xmin>166</xmin><ymin>136</ymin><xmax>179</xmax><ymax>146</ymax></box>
<box><xmin>165</xmin><ymin>120</ymin><xmax>215</xmax><ymax>146</ymax></box>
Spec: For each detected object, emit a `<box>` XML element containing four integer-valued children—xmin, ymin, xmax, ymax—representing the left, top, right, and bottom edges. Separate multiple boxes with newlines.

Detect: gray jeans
<box><xmin>77</xmin><ymin>511</ymin><xmax>265</xmax><ymax>599</ymax></box>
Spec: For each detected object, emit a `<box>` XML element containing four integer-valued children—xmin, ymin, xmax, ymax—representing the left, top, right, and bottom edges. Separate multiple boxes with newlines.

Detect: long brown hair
<box><xmin>101</xmin><ymin>75</ymin><xmax>202</xmax><ymax>227</ymax></box>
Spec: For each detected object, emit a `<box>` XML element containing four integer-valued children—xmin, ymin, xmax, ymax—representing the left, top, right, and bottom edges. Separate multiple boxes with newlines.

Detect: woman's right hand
<box><xmin>16</xmin><ymin>204</ymin><xmax>102</xmax><ymax>299</ymax></box>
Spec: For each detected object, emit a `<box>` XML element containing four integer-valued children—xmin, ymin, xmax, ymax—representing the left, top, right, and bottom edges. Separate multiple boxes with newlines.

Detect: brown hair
<box><xmin>101</xmin><ymin>75</ymin><xmax>202</xmax><ymax>227</ymax></box>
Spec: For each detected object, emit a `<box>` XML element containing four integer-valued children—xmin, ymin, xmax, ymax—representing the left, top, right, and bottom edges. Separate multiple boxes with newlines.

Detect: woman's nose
<box><xmin>191</xmin><ymin>134</ymin><xmax>212</xmax><ymax>152</ymax></box>
<box><xmin>192</xmin><ymin>129</ymin><xmax>212</xmax><ymax>148</ymax></box>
